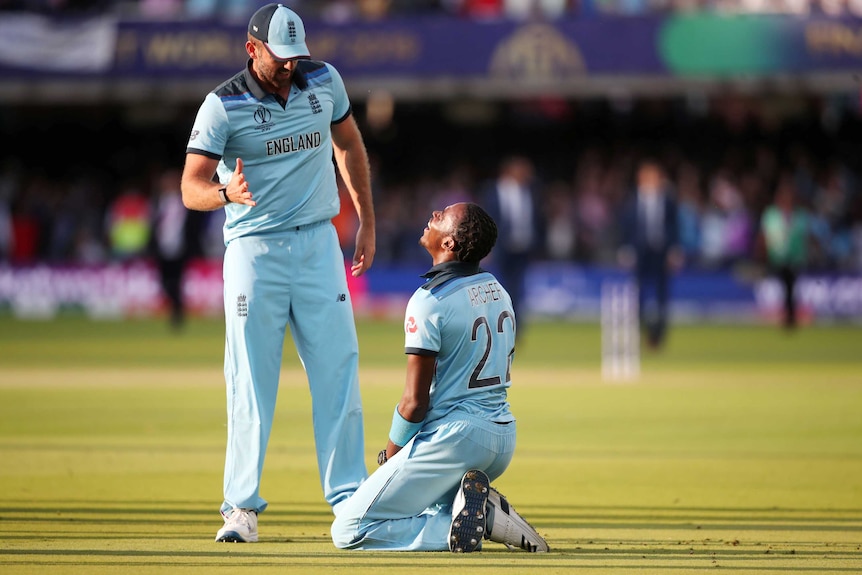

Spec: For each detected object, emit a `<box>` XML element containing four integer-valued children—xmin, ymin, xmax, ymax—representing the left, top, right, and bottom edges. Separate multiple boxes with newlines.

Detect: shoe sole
<box><xmin>215</xmin><ymin>531</ymin><xmax>257</xmax><ymax>543</ymax></box>
<box><xmin>449</xmin><ymin>470</ymin><xmax>490</xmax><ymax>553</ymax></box>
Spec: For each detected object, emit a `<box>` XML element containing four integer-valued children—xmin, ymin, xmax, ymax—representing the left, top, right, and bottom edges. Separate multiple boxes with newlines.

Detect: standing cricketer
<box><xmin>180</xmin><ymin>3</ymin><xmax>375</xmax><ymax>542</ymax></box>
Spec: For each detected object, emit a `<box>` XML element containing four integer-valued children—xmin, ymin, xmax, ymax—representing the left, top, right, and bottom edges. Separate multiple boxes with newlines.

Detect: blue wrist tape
<box><xmin>388</xmin><ymin>405</ymin><xmax>423</xmax><ymax>447</ymax></box>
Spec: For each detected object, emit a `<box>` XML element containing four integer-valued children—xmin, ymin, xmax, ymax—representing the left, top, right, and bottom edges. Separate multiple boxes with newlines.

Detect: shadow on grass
<box><xmin>528</xmin><ymin>503</ymin><xmax>862</xmax><ymax>532</ymax></box>
<box><xmin>1</xmin><ymin>500</ymin><xmax>860</xmax><ymax>573</ymax></box>
<box><xmin>3</xmin><ymin>500</ymin><xmax>861</xmax><ymax>530</ymax></box>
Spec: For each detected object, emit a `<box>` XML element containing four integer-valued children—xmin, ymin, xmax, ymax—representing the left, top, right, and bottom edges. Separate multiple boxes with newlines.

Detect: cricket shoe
<box><xmin>485</xmin><ymin>487</ymin><xmax>549</xmax><ymax>552</ymax></box>
<box><xmin>215</xmin><ymin>508</ymin><xmax>258</xmax><ymax>542</ymax></box>
<box><xmin>448</xmin><ymin>469</ymin><xmax>490</xmax><ymax>552</ymax></box>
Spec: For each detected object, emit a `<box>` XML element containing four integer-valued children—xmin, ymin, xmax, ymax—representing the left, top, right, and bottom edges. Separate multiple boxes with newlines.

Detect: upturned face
<box><xmin>420</xmin><ymin>203</ymin><xmax>467</xmax><ymax>262</ymax></box>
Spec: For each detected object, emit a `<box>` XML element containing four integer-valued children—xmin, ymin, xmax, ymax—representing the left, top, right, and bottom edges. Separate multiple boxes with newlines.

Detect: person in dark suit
<box><xmin>150</xmin><ymin>167</ymin><xmax>202</xmax><ymax>330</ymax></box>
<box><xmin>617</xmin><ymin>159</ymin><xmax>683</xmax><ymax>349</ymax></box>
<box><xmin>479</xmin><ymin>156</ymin><xmax>544</xmax><ymax>340</ymax></box>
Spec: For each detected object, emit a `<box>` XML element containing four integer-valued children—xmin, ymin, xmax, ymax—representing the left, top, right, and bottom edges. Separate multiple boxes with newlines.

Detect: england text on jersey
<box><xmin>265</xmin><ymin>132</ymin><xmax>322</xmax><ymax>156</ymax></box>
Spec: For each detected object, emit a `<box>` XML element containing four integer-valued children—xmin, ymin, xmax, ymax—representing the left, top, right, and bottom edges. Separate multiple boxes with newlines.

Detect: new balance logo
<box><xmin>336</xmin><ymin>293</ymin><xmax>346</xmax><ymax>302</ymax></box>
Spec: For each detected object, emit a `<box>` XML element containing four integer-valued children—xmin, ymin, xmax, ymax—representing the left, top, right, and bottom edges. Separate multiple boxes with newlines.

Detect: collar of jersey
<box><xmin>420</xmin><ymin>261</ymin><xmax>482</xmax><ymax>291</ymax></box>
<box><xmin>243</xmin><ymin>59</ymin><xmax>309</xmax><ymax>101</ymax></box>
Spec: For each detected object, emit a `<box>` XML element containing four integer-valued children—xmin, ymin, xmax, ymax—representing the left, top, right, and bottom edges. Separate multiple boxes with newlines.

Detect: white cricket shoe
<box><xmin>215</xmin><ymin>508</ymin><xmax>258</xmax><ymax>543</ymax></box>
<box><xmin>485</xmin><ymin>487</ymin><xmax>549</xmax><ymax>552</ymax></box>
<box><xmin>448</xmin><ymin>469</ymin><xmax>490</xmax><ymax>553</ymax></box>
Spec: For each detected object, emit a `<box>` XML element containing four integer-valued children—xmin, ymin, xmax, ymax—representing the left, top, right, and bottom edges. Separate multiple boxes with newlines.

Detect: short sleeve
<box><xmin>326</xmin><ymin>64</ymin><xmax>351</xmax><ymax>123</ymax></box>
<box><xmin>404</xmin><ymin>289</ymin><xmax>441</xmax><ymax>356</ymax></box>
<box><xmin>186</xmin><ymin>92</ymin><xmax>229</xmax><ymax>158</ymax></box>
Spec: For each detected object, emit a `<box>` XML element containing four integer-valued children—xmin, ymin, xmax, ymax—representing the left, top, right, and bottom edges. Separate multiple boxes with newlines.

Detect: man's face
<box><xmin>420</xmin><ymin>203</ymin><xmax>466</xmax><ymax>256</ymax></box>
<box><xmin>248</xmin><ymin>39</ymin><xmax>298</xmax><ymax>91</ymax></box>
<box><xmin>638</xmin><ymin>164</ymin><xmax>663</xmax><ymax>195</ymax></box>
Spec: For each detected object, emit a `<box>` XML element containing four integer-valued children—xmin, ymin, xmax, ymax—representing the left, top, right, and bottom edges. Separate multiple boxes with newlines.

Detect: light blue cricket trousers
<box><xmin>331</xmin><ymin>412</ymin><xmax>516</xmax><ymax>550</ymax></box>
<box><xmin>220</xmin><ymin>221</ymin><xmax>367</xmax><ymax>516</ymax></box>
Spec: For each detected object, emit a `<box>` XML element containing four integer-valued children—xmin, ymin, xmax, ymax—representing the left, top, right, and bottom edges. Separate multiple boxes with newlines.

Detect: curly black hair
<box><xmin>451</xmin><ymin>203</ymin><xmax>498</xmax><ymax>263</ymax></box>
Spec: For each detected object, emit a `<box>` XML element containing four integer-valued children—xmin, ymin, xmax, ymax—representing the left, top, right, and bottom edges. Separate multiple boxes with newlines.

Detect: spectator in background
<box><xmin>572</xmin><ymin>154</ymin><xmax>613</xmax><ymax>263</ymax></box>
<box><xmin>721</xmin><ymin>175</ymin><xmax>755</xmax><ymax>266</ymax></box>
<box><xmin>0</xmin><ymin>200</ymin><xmax>11</xmax><ymax>262</ymax></box>
<box><xmin>700</xmin><ymin>170</ymin><xmax>749</xmax><ymax>269</ymax></box>
<box><xmin>374</xmin><ymin>185</ymin><xmax>416</xmax><ymax>265</ymax></box>
<box><xmin>759</xmin><ymin>173</ymin><xmax>811</xmax><ymax>330</ymax></box>
<box><xmin>0</xmin><ymin>159</ymin><xmax>20</xmax><ymax>262</ymax></box>
<box><xmin>850</xmin><ymin>193</ymin><xmax>862</xmax><ymax>273</ymax></box>
<box><xmin>674</xmin><ymin>161</ymin><xmax>703</xmax><ymax>267</ymax></box>
<box><xmin>810</xmin><ymin>162</ymin><xmax>855</xmax><ymax>270</ymax></box>
<box><xmin>543</xmin><ymin>179</ymin><xmax>577</xmax><ymax>261</ymax></box>
<box><xmin>10</xmin><ymin>176</ymin><xmax>51</xmax><ymax>264</ymax></box>
<box><xmin>479</xmin><ymin>155</ymin><xmax>544</xmax><ymax>341</ymax></box>
<box><xmin>106</xmin><ymin>183</ymin><xmax>151</xmax><ymax>262</ymax></box>
<box><xmin>46</xmin><ymin>176</ymin><xmax>98</xmax><ymax>263</ymax></box>
<box><xmin>617</xmin><ymin>159</ymin><xmax>683</xmax><ymax>349</ymax></box>
<box><xmin>150</xmin><ymin>168</ymin><xmax>201</xmax><ymax>330</ymax></box>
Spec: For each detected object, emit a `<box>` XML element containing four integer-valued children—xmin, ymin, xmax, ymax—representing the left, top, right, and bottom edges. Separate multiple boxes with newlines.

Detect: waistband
<box><xmin>286</xmin><ymin>220</ymin><xmax>328</xmax><ymax>232</ymax></box>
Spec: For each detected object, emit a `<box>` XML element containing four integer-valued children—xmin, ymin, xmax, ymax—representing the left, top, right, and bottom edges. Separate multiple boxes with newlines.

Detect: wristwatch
<box><xmin>218</xmin><ymin>186</ymin><xmax>230</xmax><ymax>204</ymax></box>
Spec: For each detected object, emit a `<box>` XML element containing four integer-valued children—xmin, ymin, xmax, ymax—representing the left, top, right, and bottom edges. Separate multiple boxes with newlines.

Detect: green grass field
<box><xmin>1</xmin><ymin>315</ymin><xmax>860</xmax><ymax>574</ymax></box>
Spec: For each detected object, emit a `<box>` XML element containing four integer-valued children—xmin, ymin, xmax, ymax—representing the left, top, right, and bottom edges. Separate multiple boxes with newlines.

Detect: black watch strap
<box><xmin>218</xmin><ymin>186</ymin><xmax>230</xmax><ymax>204</ymax></box>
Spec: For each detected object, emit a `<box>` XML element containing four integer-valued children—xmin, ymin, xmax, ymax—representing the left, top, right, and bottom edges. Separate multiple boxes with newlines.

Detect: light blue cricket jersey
<box><xmin>404</xmin><ymin>261</ymin><xmax>516</xmax><ymax>425</ymax></box>
<box><xmin>186</xmin><ymin>59</ymin><xmax>351</xmax><ymax>243</ymax></box>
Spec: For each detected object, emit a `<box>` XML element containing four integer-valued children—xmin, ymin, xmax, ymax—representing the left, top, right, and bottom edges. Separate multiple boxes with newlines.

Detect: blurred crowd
<box><xmin>2</xmin><ymin>0</ymin><xmax>860</xmax><ymax>19</ymax></box>
<box><xmin>1</xmin><ymin>93</ymin><xmax>861</xmax><ymax>276</ymax></box>
<box><xmin>368</xmin><ymin>95</ymin><xmax>862</xmax><ymax>277</ymax></box>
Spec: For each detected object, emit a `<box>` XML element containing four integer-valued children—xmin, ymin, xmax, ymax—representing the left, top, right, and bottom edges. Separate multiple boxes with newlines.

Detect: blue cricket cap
<box><xmin>248</xmin><ymin>3</ymin><xmax>310</xmax><ymax>61</ymax></box>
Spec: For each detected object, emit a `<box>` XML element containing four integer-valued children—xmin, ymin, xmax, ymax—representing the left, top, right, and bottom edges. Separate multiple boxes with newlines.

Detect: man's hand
<box><xmin>226</xmin><ymin>158</ymin><xmax>256</xmax><ymax>206</ymax></box>
<box><xmin>377</xmin><ymin>440</ymin><xmax>401</xmax><ymax>465</ymax></box>
<box><xmin>350</xmin><ymin>223</ymin><xmax>375</xmax><ymax>277</ymax></box>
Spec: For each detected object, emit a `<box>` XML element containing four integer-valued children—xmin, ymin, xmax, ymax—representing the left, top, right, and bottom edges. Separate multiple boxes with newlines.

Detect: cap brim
<box><xmin>265</xmin><ymin>42</ymin><xmax>310</xmax><ymax>61</ymax></box>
